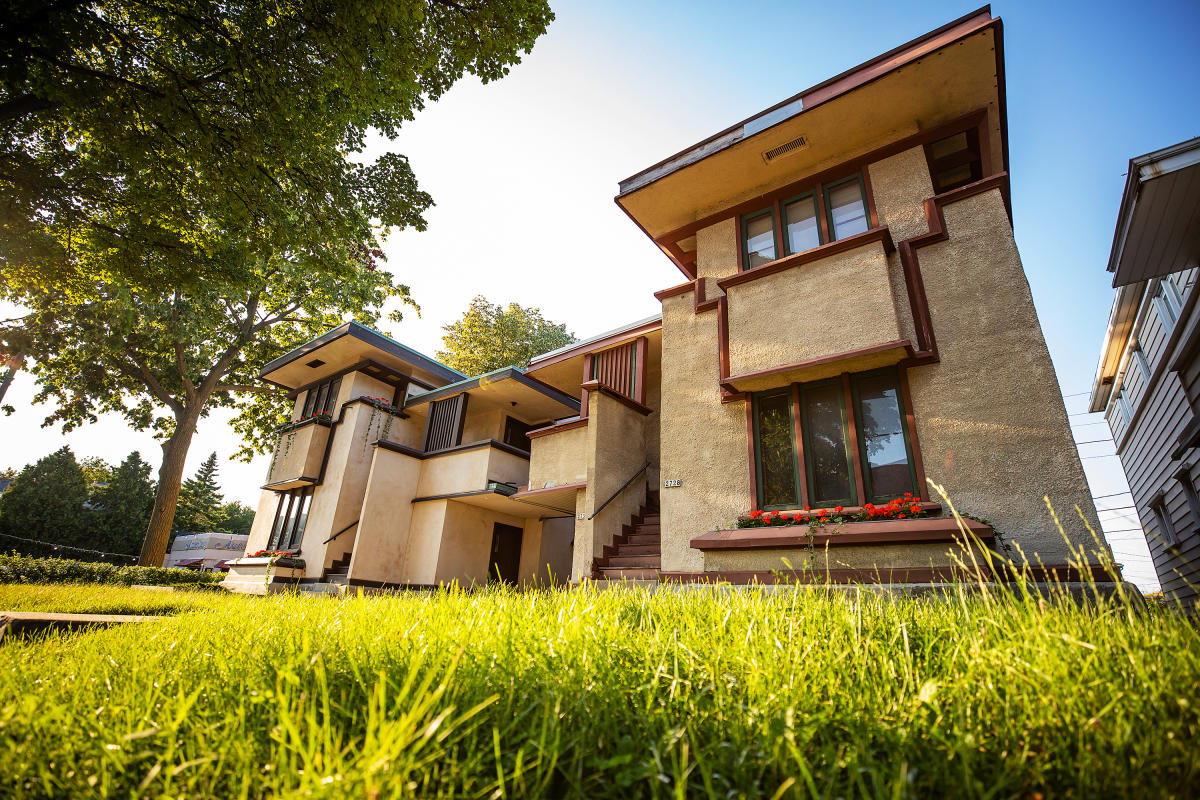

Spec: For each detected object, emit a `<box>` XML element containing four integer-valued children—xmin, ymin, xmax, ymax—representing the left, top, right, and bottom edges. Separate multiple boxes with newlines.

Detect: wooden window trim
<box><xmin>740</xmin><ymin>171</ymin><xmax>873</xmax><ymax>271</ymax></box>
<box><xmin>750</xmin><ymin>366</ymin><xmax>922</xmax><ymax>511</ymax></box>
<box><xmin>1150</xmin><ymin>495</ymin><xmax>1178</xmax><ymax>548</ymax></box>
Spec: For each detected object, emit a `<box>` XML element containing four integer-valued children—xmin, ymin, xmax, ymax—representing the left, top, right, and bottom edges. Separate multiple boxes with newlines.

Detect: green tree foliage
<box><xmin>174</xmin><ymin>453</ymin><xmax>223</xmax><ymax>534</ymax></box>
<box><xmin>92</xmin><ymin>452</ymin><xmax>155</xmax><ymax>555</ymax></box>
<box><xmin>0</xmin><ymin>446</ymin><xmax>90</xmax><ymax>549</ymax></box>
<box><xmin>217</xmin><ymin>502</ymin><xmax>256</xmax><ymax>536</ymax></box>
<box><xmin>1</xmin><ymin>0</ymin><xmax>555</xmax><ymax>294</ymax></box>
<box><xmin>437</xmin><ymin>296</ymin><xmax>575</xmax><ymax>376</ymax></box>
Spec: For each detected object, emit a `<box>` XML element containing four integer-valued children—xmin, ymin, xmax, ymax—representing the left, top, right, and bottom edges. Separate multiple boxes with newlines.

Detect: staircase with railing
<box><xmin>594</xmin><ymin>489</ymin><xmax>660</xmax><ymax>580</ymax></box>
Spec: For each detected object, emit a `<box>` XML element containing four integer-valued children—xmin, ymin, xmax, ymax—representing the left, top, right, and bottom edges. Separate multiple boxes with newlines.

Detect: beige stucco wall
<box><xmin>527</xmin><ymin>425</ymin><xmax>588</xmax><ymax>489</ymax></box>
<box><xmin>460</xmin><ymin>407</ymin><xmax>504</xmax><ymax>444</ymax></box>
<box><xmin>696</xmin><ymin>218</ymin><xmax>738</xmax><ymax>298</ymax></box>
<box><xmin>434</xmin><ymin>502</ymin><xmax>531</xmax><ymax>585</ymax></box>
<box><xmin>725</xmin><ymin>240</ymin><xmax>902</xmax><ymax>377</ymax></box>
<box><xmin>571</xmin><ymin>392</ymin><xmax>649</xmax><ymax>580</ymax></box>
<box><xmin>657</xmin><ymin>292</ymin><xmax>752</xmax><ymax>573</ymax></box>
<box><xmin>892</xmin><ymin>186</ymin><xmax>1101</xmax><ymax>562</ymax></box>
<box><xmin>537</xmin><ymin>517</ymin><xmax>575</xmax><ymax>584</ymax></box>
<box><xmin>413</xmin><ymin>446</ymin><xmax>529</xmax><ymax>498</ymax></box>
<box><xmin>348</xmin><ymin>446</ymin><xmax>422</xmax><ymax>584</ymax></box>
<box><xmin>244</xmin><ymin>490</ymin><xmax>283</xmax><ymax>554</ymax></box>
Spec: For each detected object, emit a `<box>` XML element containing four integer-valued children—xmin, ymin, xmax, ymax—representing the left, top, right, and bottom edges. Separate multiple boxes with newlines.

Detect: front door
<box><xmin>488</xmin><ymin>523</ymin><xmax>523</xmax><ymax>584</ymax></box>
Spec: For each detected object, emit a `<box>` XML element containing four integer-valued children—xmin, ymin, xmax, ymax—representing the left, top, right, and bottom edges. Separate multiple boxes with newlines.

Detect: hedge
<box><xmin>0</xmin><ymin>553</ymin><xmax>226</xmax><ymax>587</ymax></box>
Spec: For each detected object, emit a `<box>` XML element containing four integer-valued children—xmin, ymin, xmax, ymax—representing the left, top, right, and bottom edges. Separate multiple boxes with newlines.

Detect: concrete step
<box><xmin>598</xmin><ymin>566</ymin><xmax>660</xmax><ymax>580</ymax></box>
<box><xmin>626</xmin><ymin>533</ymin><xmax>660</xmax><ymax>545</ymax></box>
<box><xmin>326</xmin><ymin>573</ymin><xmax>349</xmax><ymax>585</ymax></box>
<box><xmin>297</xmin><ymin>582</ymin><xmax>346</xmax><ymax>596</ymax></box>
<box><xmin>614</xmin><ymin>543</ymin><xmax>659</xmax><ymax>556</ymax></box>
<box><xmin>603</xmin><ymin>555</ymin><xmax>661</xmax><ymax>568</ymax></box>
<box><xmin>638</xmin><ymin>515</ymin><xmax>660</xmax><ymax>524</ymax></box>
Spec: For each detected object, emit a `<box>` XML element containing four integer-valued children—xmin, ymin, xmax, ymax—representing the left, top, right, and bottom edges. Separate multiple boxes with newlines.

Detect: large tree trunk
<box><xmin>138</xmin><ymin>409</ymin><xmax>202</xmax><ymax>566</ymax></box>
<box><xmin>0</xmin><ymin>350</ymin><xmax>24</xmax><ymax>405</ymax></box>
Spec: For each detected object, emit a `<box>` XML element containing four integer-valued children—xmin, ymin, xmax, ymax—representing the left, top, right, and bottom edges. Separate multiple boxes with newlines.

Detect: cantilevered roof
<box><xmin>1107</xmin><ymin>136</ymin><xmax>1200</xmax><ymax>288</ymax></box>
<box><xmin>259</xmin><ymin>321</ymin><xmax>464</xmax><ymax>390</ymax></box>
<box><xmin>527</xmin><ymin>313</ymin><xmax>662</xmax><ymax>367</ymax></box>
<box><xmin>404</xmin><ymin>366</ymin><xmax>580</xmax><ymax>421</ymax></box>
<box><xmin>615</xmin><ymin>7</ymin><xmax>1007</xmax><ymax>276</ymax></box>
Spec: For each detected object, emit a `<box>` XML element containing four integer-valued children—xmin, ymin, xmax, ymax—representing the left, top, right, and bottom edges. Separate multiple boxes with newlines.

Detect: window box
<box><xmin>691</xmin><ymin>514</ymin><xmax>992</xmax><ymax>551</ymax></box>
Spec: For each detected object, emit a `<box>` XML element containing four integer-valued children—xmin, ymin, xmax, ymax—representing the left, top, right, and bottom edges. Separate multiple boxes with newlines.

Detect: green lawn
<box><xmin>0</xmin><ymin>581</ymin><xmax>1196</xmax><ymax>798</ymax></box>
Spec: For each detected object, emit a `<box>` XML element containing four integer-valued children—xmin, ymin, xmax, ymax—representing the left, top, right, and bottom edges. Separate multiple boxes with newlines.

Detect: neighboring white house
<box><xmin>164</xmin><ymin>532</ymin><xmax>250</xmax><ymax>571</ymax></box>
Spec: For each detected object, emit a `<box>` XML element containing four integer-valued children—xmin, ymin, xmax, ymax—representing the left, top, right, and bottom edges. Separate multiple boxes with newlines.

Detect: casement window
<box><xmin>740</xmin><ymin>172</ymin><xmax>871</xmax><ymax>270</ymax></box>
<box><xmin>925</xmin><ymin>129</ymin><xmax>983</xmax><ymax>194</ymax></box>
<box><xmin>1154</xmin><ymin>276</ymin><xmax>1184</xmax><ymax>328</ymax></box>
<box><xmin>752</xmin><ymin>367</ymin><xmax>918</xmax><ymax>510</ymax></box>
<box><xmin>1175</xmin><ymin>466</ymin><xmax>1200</xmax><ymax>532</ymax></box>
<box><xmin>301</xmin><ymin>375</ymin><xmax>342</xmax><ymax>419</ymax></box>
<box><xmin>267</xmin><ymin>487</ymin><xmax>313</xmax><ymax>551</ymax></box>
<box><xmin>503</xmin><ymin>416</ymin><xmax>535</xmax><ymax>453</ymax></box>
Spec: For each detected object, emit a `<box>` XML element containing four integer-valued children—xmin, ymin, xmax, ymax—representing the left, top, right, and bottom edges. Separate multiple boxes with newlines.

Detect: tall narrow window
<box><xmin>753</xmin><ymin>390</ymin><xmax>799</xmax><ymax>508</ymax></box>
<box><xmin>301</xmin><ymin>375</ymin><xmax>342</xmax><ymax>418</ymax></box>
<box><xmin>267</xmin><ymin>487</ymin><xmax>313</xmax><ymax>551</ymax></box>
<box><xmin>783</xmin><ymin>193</ymin><xmax>821</xmax><ymax>254</ymax></box>
<box><xmin>801</xmin><ymin>380</ymin><xmax>856</xmax><ymax>506</ymax></box>
<box><xmin>853</xmin><ymin>372</ymin><xmax>917</xmax><ymax>501</ymax></box>
<box><xmin>1150</xmin><ymin>497</ymin><xmax>1178</xmax><ymax>548</ymax></box>
<box><xmin>742</xmin><ymin>209</ymin><xmax>776</xmax><ymax>269</ymax></box>
<box><xmin>824</xmin><ymin>176</ymin><xmax>869</xmax><ymax>241</ymax></box>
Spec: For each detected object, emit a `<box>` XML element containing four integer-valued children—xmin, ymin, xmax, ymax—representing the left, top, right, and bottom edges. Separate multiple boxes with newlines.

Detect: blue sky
<box><xmin>5</xmin><ymin>0</ymin><xmax>1197</xmax><ymax>588</ymax></box>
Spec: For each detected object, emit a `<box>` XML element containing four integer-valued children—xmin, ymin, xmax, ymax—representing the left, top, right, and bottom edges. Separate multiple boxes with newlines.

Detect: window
<box><xmin>301</xmin><ymin>375</ymin><xmax>342</xmax><ymax>419</ymax></box>
<box><xmin>267</xmin><ymin>487</ymin><xmax>313</xmax><ymax>551</ymax></box>
<box><xmin>1150</xmin><ymin>496</ymin><xmax>1178</xmax><ymax>548</ymax></box>
<box><xmin>503</xmin><ymin>417</ymin><xmax>536</xmax><ymax>453</ymax></box>
<box><xmin>423</xmin><ymin>394</ymin><xmax>468</xmax><ymax>451</ymax></box>
<box><xmin>752</xmin><ymin>368</ymin><xmax>918</xmax><ymax>510</ymax></box>
<box><xmin>1155</xmin><ymin>276</ymin><xmax>1184</xmax><ymax>327</ymax></box>
<box><xmin>925</xmin><ymin>129</ymin><xmax>983</xmax><ymax>194</ymax></box>
<box><xmin>740</xmin><ymin>172</ymin><xmax>871</xmax><ymax>270</ymax></box>
<box><xmin>742</xmin><ymin>209</ymin><xmax>777</xmax><ymax>269</ymax></box>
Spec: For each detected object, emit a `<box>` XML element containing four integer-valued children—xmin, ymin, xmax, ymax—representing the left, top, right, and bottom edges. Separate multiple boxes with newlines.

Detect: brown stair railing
<box><xmin>322</xmin><ymin>519</ymin><xmax>359</xmax><ymax>545</ymax></box>
<box><xmin>588</xmin><ymin>462</ymin><xmax>650</xmax><ymax>521</ymax></box>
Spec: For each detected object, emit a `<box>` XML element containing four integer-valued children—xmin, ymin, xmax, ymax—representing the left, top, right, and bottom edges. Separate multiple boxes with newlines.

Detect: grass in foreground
<box><xmin>0</xmin><ymin>581</ymin><xmax>1196</xmax><ymax>798</ymax></box>
<box><xmin>0</xmin><ymin>583</ymin><xmax>241</xmax><ymax>616</ymax></box>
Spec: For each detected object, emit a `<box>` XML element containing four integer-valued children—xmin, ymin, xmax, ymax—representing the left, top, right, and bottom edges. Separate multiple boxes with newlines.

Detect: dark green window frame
<box><xmin>751</xmin><ymin>388</ymin><xmax>802</xmax><ymax>510</ymax></box>
<box><xmin>750</xmin><ymin>367</ymin><xmax>918</xmax><ymax>510</ymax></box>
<box><xmin>740</xmin><ymin>207</ymin><xmax>777</xmax><ymax>271</ymax></box>
<box><xmin>850</xmin><ymin>369</ymin><xmax>919</xmax><ymax>504</ymax></box>
<box><xmin>781</xmin><ymin>190</ymin><xmax>823</xmax><ymax>255</ymax></box>
<box><xmin>821</xmin><ymin>174</ymin><xmax>870</xmax><ymax>242</ymax></box>
<box><xmin>740</xmin><ymin>171</ymin><xmax>871</xmax><ymax>271</ymax></box>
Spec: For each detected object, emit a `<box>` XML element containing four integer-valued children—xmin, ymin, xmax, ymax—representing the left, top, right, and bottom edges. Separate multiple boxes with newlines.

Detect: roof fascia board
<box><xmin>258</xmin><ymin>321</ymin><xmax>464</xmax><ymax>385</ymax></box>
<box><xmin>616</xmin><ymin>6</ymin><xmax>996</xmax><ymax>198</ymax></box>
<box><xmin>527</xmin><ymin>315</ymin><xmax>663</xmax><ymax>370</ymax></box>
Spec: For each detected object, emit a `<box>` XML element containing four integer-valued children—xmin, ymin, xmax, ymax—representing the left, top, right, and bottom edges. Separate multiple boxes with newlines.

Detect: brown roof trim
<box><xmin>527</xmin><ymin>318</ymin><xmax>663</xmax><ymax>371</ymax></box>
<box><xmin>527</xmin><ymin>418</ymin><xmax>588</xmax><ymax>439</ymax></box>
<box><xmin>580</xmin><ymin>380</ymin><xmax>653</xmax><ymax>416</ymax></box>
<box><xmin>716</xmin><ymin>227</ymin><xmax>896</xmax><ymax>291</ymax></box>
<box><xmin>654</xmin><ymin>281</ymin><xmax>695</xmax><ymax>302</ymax></box>
<box><xmin>617</xmin><ymin>8</ymin><xmax>1000</xmax><ymax>197</ymax></box>
<box><xmin>374</xmin><ymin>438</ymin><xmax>531</xmax><ymax>462</ymax></box>
<box><xmin>691</xmin><ymin>513</ymin><xmax>981</xmax><ymax>551</ymax></box>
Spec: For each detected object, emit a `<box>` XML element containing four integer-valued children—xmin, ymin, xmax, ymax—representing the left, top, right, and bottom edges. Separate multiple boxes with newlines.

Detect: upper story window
<box><xmin>267</xmin><ymin>487</ymin><xmax>313</xmax><ymax>551</ymax></box>
<box><xmin>301</xmin><ymin>375</ymin><xmax>342</xmax><ymax>419</ymax></box>
<box><xmin>740</xmin><ymin>172</ymin><xmax>871</xmax><ymax>271</ymax></box>
<box><xmin>752</xmin><ymin>367</ymin><xmax>918</xmax><ymax>510</ymax></box>
<box><xmin>503</xmin><ymin>416</ymin><xmax>535</xmax><ymax>453</ymax></box>
<box><xmin>925</xmin><ymin>129</ymin><xmax>983</xmax><ymax>194</ymax></box>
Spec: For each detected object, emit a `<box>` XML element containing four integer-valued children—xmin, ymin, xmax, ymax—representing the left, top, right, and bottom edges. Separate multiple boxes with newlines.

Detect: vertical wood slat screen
<box><xmin>424</xmin><ymin>394</ymin><xmax>468</xmax><ymax>451</ymax></box>
<box><xmin>592</xmin><ymin>342</ymin><xmax>637</xmax><ymax>398</ymax></box>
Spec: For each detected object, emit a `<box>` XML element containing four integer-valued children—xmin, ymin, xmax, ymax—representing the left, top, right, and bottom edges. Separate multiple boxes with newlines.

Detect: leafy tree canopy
<box><xmin>0</xmin><ymin>446</ymin><xmax>90</xmax><ymax>548</ymax></box>
<box><xmin>92</xmin><ymin>451</ymin><xmax>155</xmax><ymax>554</ymax></box>
<box><xmin>437</xmin><ymin>295</ymin><xmax>575</xmax><ymax>376</ymax></box>
<box><xmin>1</xmin><ymin>0</ymin><xmax>555</xmax><ymax>294</ymax></box>
<box><xmin>217</xmin><ymin>501</ymin><xmax>256</xmax><ymax>537</ymax></box>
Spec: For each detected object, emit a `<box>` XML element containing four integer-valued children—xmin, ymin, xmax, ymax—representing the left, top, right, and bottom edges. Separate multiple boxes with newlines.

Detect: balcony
<box><xmin>264</xmin><ymin>419</ymin><xmax>332</xmax><ymax>489</ymax></box>
<box><xmin>526</xmin><ymin>419</ymin><xmax>588</xmax><ymax>492</ymax></box>
<box><xmin>412</xmin><ymin>440</ymin><xmax>531</xmax><ymax>499</ymax></box>
<box><xmin>717</xmin><ymin>228</ymin><xmax>912</xmax><ymax>393</ymax></box>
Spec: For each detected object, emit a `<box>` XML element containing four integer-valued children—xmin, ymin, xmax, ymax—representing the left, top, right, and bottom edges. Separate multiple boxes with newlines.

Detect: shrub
<box><xmin>0</xmin><ymin>553</ymin><xmax>225</xmax><ymax>587</ymax></box>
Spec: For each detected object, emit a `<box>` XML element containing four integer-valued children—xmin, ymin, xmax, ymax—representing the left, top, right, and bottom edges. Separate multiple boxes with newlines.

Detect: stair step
<box><xmin>602</xmin><ymin>555</ymin><xmax>661</xmax><ymax>568</ymax></box>
<box><xmin>598</xmin><ymin>566</ymin><xmax>660</xmax><ymax>580</ymax></box>
<box><xmin>327</xmin><ymin>573</ymin><xmax>349</xmax><ymax>585</ymax></box>
<box><xmin>614</xmin><ymin>543</ymin><xmax>659</xmax><ymax>556</ymax></box>
<box><xmin>626</xmin><ymin>533</ymin><xmax>660</xmax><ymax>545</ymax></box>
<box><xmin>639</xmin><ymin>514</ymin><xmax>660</xmax><ymax>524</ymax></box>
<box><xmin>633</xmin><ymin>525</ymin><xmax>660</xmax><ymax>535</ymax></box>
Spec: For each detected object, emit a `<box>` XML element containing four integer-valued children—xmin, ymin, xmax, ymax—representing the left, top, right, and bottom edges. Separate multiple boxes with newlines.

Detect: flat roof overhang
<box><xmin>510</xmin><ymin>482</ymin><xmax>584</xmax><ymax>516</ymax></box>
<box><xmin>404</xmin><ymin>367</ymin><xmax>581</xmax><ymax>422</ymax></box>
<box><xmin>259</xmin><ymin>321</ymin><xmax>464</xmax><ymax>391</ymax></box>
<box><xmin>525</xmin><ymin>318</ymin><xmax>663</xmax><ymax>396</ymax></box>
<box><xmin>615</xmin><ymin>8</ymin><xmax>1006</xmax><ymax>276</ymax></box>
<box><xmin>1107</xmin><ymin>137</ymin><xmax>1200</xmax><ymax>288</ymax></box>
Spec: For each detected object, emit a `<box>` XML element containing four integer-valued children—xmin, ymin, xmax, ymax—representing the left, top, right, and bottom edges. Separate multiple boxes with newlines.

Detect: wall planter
<box><xmin>221</xmin><ymin>556</ymin><xmax>308</xmax><ymax>594</ymax></box>
<box><xmin>691</xmin><ymin>515</ymin><xmax>993</xmax><ymax>551</ymax></box>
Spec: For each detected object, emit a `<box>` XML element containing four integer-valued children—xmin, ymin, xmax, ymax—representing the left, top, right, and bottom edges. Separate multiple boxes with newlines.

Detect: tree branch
<box><xmin>120</xmin><ymin>352</ymin><xmax>182</xmax><ymax>415</ymax></box>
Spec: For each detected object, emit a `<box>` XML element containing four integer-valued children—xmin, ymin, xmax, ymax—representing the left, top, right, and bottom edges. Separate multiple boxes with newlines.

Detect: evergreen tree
<box><xmin>173</xmin><ymin>453</ymin><xmax>224</xmax><ymax>533</ymax></box>
<box><xmin>92</xmin><ymin>452</ymin><xmax>155</xmax><ymax>555</ymax></box>
<box><xmin>0</xmin><ymin>447</ymin><xmax>90</xmax><ymax>550</ymax></box>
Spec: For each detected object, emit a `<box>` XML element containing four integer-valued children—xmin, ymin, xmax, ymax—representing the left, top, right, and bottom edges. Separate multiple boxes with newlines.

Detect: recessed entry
<box><xmin>305</xmin><ymin>359</ymin><xmax>326</xmax><ymax>368</ymax></box>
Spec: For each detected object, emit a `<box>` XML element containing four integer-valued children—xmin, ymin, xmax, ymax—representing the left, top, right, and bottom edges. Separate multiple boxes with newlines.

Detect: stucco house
<box><xmin>1089</xmin><ymin>136</ymin><xmax>1200</xmax><ymax>605</ymax></box>
<box><xmin>226</xmin><ymin>7</ymin><xmax>1117</xmax><ymax>593</ymax></box>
